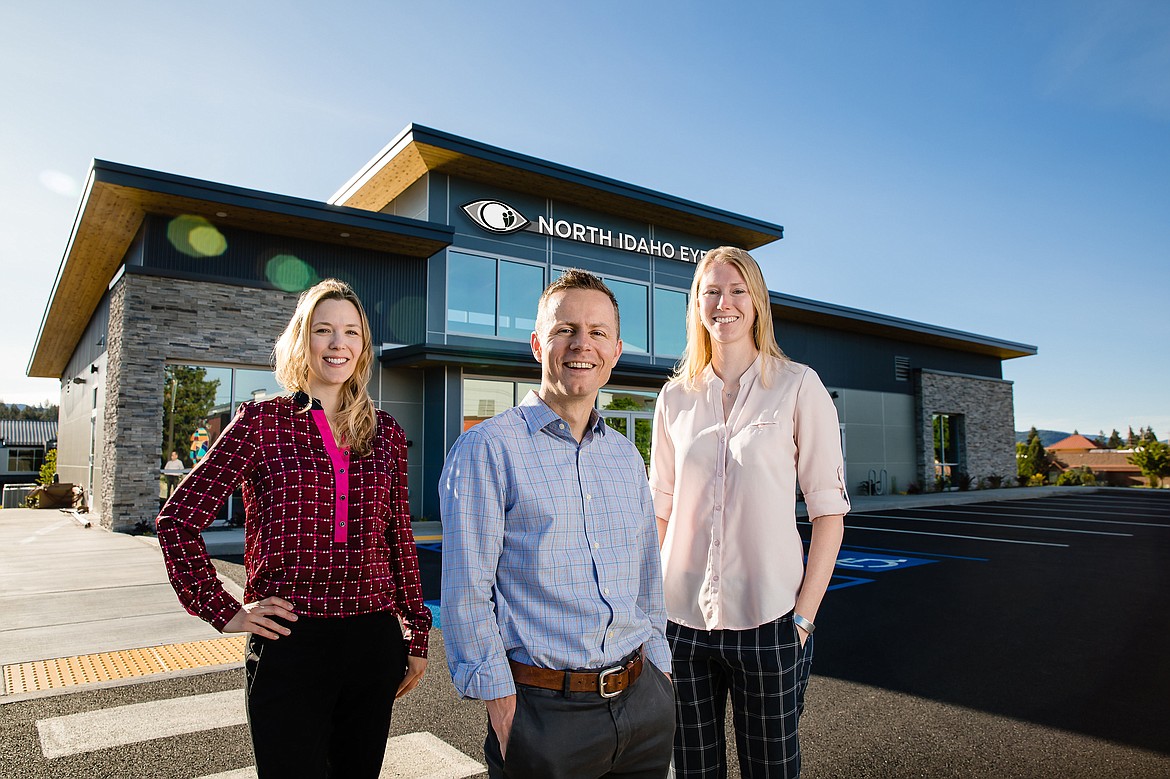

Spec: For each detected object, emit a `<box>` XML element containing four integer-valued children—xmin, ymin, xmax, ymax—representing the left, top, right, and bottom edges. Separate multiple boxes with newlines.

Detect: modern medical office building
<box><xmin>28</xmin><ymin>124</ymin><xmax>1036</xmax><ymax>531</ymax></box>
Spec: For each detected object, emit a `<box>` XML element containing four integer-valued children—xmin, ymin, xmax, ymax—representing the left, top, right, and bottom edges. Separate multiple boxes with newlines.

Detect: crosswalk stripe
<box><xmin>36</xmin><ymin>690</ymin><xmax>244</xmax><ymax>758</ymax></box>
<box><xmin>37</xmin><ymin>688</ymin><xmax>486</xmax><ymax>779</ymax></box>
<box><xmin>196</xmin><ymin>732</ymin><xmax>485</xmax><ymax>779</ymax></box>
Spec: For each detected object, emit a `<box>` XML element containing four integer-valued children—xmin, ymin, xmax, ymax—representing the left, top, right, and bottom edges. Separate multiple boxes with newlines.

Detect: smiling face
<box><xmin>531</xmin><ymin>288</ymin><xmax>623</xmax><ymax>409</ymax></box>
<box><xmin>698</xmin><ymin>261</ymin><xmax>758</xmax><ymax>348</ymax></box>
<box><xmin>306</xmin><ymin>298</ymin><xmax>364</xmax><ymax>397</ymax></box>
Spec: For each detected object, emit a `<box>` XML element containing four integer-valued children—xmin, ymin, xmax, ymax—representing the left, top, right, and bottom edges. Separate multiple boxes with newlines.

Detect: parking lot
<box><xmin>803</xmin><ymin>488</ymin><xmax>1170</xmax><ymax>775</ymax></box>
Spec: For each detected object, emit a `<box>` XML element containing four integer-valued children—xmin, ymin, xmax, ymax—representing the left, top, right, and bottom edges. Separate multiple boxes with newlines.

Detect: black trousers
<box><xmin>485</xmin><ymin>657</ymin><xmax>676</xmax><ymax>779</ymax></box>
<box><xmin>245</xmin><ymin>610</ymin><xmax>406</xmax><ymax>779</ymax></box>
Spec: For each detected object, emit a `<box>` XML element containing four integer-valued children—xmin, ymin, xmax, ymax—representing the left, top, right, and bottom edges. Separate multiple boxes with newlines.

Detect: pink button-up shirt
<box><xmin>650</xmin><ymin>356</ymin><xmax>850</xmax><ymax>631</ymax></box>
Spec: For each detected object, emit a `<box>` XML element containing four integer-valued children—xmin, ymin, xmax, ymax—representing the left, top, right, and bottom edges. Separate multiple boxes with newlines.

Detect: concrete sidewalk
<box><xmin>0</xmin><ymin>509</ymin><xmax>241</xmax><ymax>679</ymax></box>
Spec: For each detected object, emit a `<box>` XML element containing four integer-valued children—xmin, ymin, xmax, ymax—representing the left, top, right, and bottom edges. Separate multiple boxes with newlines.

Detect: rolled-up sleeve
<box><xmin>649</xmin><ymin>391</ymin><xmax>675</xmax><ymax>521</ymax></box>
<box><xmin>794</xmin><ymin>368</ymin><xmax>851</xmax><ymax>521</ymax></box>
<box><xmin>438</xmin><ymin>431</ymin><xmax>515</xmax><ymax>701</ymax></box>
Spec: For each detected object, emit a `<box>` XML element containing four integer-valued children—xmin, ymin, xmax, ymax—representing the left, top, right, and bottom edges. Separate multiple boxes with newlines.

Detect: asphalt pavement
<box><xmin>2</xmin><ymin>486</ymin><xmax>1169</xmax><ymax>778</ymax></box>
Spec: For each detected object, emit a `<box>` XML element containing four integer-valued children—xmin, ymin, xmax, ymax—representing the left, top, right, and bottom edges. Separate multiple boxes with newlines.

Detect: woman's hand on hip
<box><xmin>396</xmin><ymin>655</ymin><xmax>428</xmax><ymax>699</ymax></box>
<box><xmin>223</xmin><ymin>597</ymin><xmax>297</xmax><ymax>639</ymax></box>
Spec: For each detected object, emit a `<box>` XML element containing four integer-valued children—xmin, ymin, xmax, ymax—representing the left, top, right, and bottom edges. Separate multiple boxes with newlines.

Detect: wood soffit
<box><xmin>337</xmin><ymin>140</ymin><xmax>781</xmax><ymax>250</ymax></box>
<box><xmin>28</xmin><ymin>177</ymin><xmax>452</xmax><ymax>378</ymax></box>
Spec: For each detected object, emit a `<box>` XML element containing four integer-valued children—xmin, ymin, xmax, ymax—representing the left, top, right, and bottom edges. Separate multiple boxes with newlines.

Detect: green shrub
<box><xmin>1056</xmin><ymin>467</ymin><xmax>1097</xmax><ymax>486</ymax></box>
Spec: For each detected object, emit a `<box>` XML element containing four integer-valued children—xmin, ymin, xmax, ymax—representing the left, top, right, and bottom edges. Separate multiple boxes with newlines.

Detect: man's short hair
<box><xmin>535</xmin><ymin>269</ymin><xmax>621</xmax><ymax>336</ymax></box>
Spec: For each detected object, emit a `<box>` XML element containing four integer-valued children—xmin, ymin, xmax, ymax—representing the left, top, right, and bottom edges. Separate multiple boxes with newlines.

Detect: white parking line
<box><xmin>852</xmin><ymin>513</ymin><xmax>1131</xmax><ymax>536</ymax></box>
<box><xmin>803</xmin><ymin>522</ymin><xmax>1069</xmax><ymax>547</ymax></box>
<box><xmin>911</xmin><ymin>505</ymin><xmax>1170</xmax><ymax>529</ymax></box>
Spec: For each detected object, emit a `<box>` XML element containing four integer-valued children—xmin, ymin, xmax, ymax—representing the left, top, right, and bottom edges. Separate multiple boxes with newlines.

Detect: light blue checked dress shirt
<box><xmin>440</xmin><ymin>392</ymin><xmax>671</xmax><ymax>701</ymax></box>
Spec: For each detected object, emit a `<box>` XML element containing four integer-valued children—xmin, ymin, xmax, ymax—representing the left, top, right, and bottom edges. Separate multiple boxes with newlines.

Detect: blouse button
<box><xmin>340</xmin><ymin>495</ymin><xmax>346</xmax><ymax>501</ymax></box>
<box><xmin>339</xmin><ymin>520</ymin><xmax>346</xmax><ymax>527</ymax></box>
<box><xmin>339</xmin><ymin>469</ymin><xmax>345</xmax><ymax>474</ymax></box>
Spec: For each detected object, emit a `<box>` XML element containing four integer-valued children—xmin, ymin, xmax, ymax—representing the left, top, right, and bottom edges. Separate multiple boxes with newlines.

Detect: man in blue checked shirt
<box><xmin>440</xmin><ymin>269</ymin><xmax>674</xmax><ymax>779</ymax></box>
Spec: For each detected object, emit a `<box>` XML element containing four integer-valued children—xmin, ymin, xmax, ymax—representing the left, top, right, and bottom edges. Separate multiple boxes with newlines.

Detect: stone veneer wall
<box><xmin>101</xmin><ymin>274</ymin><xmax>298</xmax><ymax>531</ymax></box>
<box><xmin>915</xmin><ymin>369</ymin><xmax>1017</xmax><ymax>488</ymax></box>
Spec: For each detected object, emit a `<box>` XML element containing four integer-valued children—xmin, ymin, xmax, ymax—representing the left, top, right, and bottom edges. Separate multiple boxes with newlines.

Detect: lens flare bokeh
<box><xmin>265</xmin><ymin>254</ymin><xmax>318</xmax><ymax>292</ymax></box>
<box><xmin>166</xmin><ymin>215</ymin><xmax>228</xmax><ymax>258</ymax></box>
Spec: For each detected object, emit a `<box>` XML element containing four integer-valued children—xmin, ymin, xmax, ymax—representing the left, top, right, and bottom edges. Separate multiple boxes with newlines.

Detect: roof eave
<box><xmin>27</xmin><ymin>161</ymin><xmax>454</xmax><ymax>379</ymax></box>
<box><xmin>332</xmin><ymin>124</ymin><xmax>784</xmax><ymax>250</ymax></box>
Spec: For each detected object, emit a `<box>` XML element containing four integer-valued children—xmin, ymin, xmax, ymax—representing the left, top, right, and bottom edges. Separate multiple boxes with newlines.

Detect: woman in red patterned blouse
<box><xmin>157</xmin><ymin>279</ymin><xmax>431</xmax><ymax>778</ymax></box>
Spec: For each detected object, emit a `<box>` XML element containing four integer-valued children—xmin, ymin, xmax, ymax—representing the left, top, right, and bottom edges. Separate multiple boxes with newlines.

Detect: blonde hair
<box><xmin>673</xmin><ymin>246</ymin><xmax>786</xmax><ymax>389</ymax></box>
<box><xmin>273</xmin><ymin>279</ymin><xmax>377</xmax><ymax>456</ymax></box>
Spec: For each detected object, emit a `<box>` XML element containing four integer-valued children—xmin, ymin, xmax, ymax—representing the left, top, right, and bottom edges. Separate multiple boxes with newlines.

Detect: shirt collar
<box><xmin>292</xmin><ymin>391</ymin><xmax>325</xmax><ymax>411</ymax></box>
<box><xmin>701</xmin><ymin>352</ymin><xmax>764</xmax><ymax>387</ymax></box>
<box><xmin>518</xmin><ymin>391</ymin><xmax>605</xmax><ymax>437</ymax></box>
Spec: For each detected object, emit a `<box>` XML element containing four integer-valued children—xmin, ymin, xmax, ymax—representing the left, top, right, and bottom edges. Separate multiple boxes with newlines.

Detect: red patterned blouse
<box><xmin>156</xmin><ymin>393</ymin><xmax>431</xmax><ymax>657</ymax></box>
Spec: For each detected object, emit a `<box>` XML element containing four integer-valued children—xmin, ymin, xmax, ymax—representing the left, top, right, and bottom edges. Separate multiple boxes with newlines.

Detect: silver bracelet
<box><xmin>792</xmin><ymin>613</ymin><xmax>816</xmax><ymax>634</ymax></box>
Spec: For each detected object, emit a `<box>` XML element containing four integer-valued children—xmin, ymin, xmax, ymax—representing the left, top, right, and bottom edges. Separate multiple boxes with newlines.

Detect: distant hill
<box><xmin>1015</xmin><ymin>429</ymin><xmax>1073</xmax><ymax>447</ymax></box>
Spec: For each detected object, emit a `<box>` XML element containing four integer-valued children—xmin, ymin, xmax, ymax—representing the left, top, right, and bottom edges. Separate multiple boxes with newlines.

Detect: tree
<box><xmin>1106</xmin><ymin>429</ymin><xmax>1124</xmax><ymax>449</ymax></box>
<box><xmin>1128</xmin><ymin>439</ymin><xmax>1170</xmax><ymax>488</ymax></box>
<box><xmin>0</xmin><ymin>401</ymin><xmax>59</xmax><ymax>421</ymax></box>
<box><xmin>1017</xmin><ymin>427</ymin><xmax>1048</xmax><ymax>482</ymax></box>
<box><xmin>38</xmin><ymin>448</ymin><xmax>57</xmax><ymax>485</ymax></box>
<box><xmin>161</xmin><ymin>366</ymin><xmax>220</xmax><ymax>466</ymax></box>
<box><xmin>1127</xmin><ymin>426</ymin><xmax>1139</xmax><ymax>447</ymax></box>
<box><xmin>1139</xmin><ymin>426</ymin><xmax>1159</xmax><ymax>445</ymax></box>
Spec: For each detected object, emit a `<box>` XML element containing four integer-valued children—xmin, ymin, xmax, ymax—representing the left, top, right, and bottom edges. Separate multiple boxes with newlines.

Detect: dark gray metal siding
<box><xmin>139</xmin><ymin>215</ymin><xmax>427</xmax><ymax>345</ymax></box>
<box><xmin>776</xmin><ymin>318</ymin><xmax>1004</xmax><ymax>394</ymax></box>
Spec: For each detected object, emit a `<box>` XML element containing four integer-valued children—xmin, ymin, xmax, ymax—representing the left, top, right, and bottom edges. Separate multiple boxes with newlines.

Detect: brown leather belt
<box><xmin>508</xmin><ymin>648</ymin><xmax>644</xmax><ymax>698</ymax></box>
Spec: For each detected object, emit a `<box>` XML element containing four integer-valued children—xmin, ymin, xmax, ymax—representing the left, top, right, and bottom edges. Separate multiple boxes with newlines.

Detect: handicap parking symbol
<box><xmin>835</xmin><ymin>552</ymin><xmax>937</xmax><ymax>572</ymax></box>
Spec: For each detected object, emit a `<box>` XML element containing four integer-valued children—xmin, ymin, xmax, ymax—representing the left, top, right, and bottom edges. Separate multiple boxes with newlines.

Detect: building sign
<box><xmin>461</xmin><ymin>199</ymin><xmax>710</xmax><ymax>263</ymax></box>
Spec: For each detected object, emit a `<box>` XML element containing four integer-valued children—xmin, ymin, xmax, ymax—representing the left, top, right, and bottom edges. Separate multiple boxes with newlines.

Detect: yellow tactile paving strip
<box><xmin>2</xmin><ymin>635</ymin><xmax>247</xmax><ymax>695</ymax></box>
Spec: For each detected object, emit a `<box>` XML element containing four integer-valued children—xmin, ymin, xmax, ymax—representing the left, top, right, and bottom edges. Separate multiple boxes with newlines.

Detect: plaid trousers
<box><xmin>667</xmin><ymin>613</ymin><xmax>814</xmax><ymax>778</ymax></box>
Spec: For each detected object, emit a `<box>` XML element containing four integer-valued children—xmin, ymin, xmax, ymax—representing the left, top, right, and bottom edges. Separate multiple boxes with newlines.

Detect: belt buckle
<box><xmin>597</xmin><ymin>665</ymin><xmax>623</xmax><ymax>698</ymax></box>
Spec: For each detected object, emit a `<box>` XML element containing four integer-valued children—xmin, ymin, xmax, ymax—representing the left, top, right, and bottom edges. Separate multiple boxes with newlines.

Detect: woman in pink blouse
<box><xmin>157</xmin><ymin>279</ymin><xmax>431</xmax><ymax>779</ymax></box>
<box><xmin>650</xmin><ymin>247</ymin><xmax>849</xmax><ymax>778</ymax></box>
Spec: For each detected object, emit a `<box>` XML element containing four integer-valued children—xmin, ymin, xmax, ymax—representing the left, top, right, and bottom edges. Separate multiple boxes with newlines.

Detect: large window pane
<box><xmin>463</xmin><ymin>378</ymin><xmax>515</xmax><ymax>430</ymax></box>
<box><xmin>498</xmin><ymin>261</ymin><xmax>543</xmax><ymax>340</ymax></box>
<box><xmin>448</xmin><ymin>252</ymin><xmax>497</xmax><ymax>336</ymax></box>
<box><xmin>234</xmin><ymin>369</ymin><xmax>280</xmax><ymax>408</ymax></box>
<box><xmin>606</xmin><ymin>278</ymin><xmax>648</xmax><ymax>354</ymax></box>
<box><xmin>653</xmin><ymin>287</ymin><xmax>688</xmax><ymax>357</ymax></box>
<box><xmin>599</xmin><ymin>388</ymin><xmax>657</xmax><ymax>413</ymax></box>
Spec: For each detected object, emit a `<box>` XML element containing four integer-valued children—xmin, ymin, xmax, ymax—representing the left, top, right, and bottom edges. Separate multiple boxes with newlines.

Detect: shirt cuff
<box><xmin>644</xmin><ymin>636</ymin><xmax>672</xmax><ymax>675</ymax></box>
<box><xmin>804</xmin><ymin>486</ymin><xmax>850</xmax><ymax>521</ymax></box>
<box><xmin>651</xmin><ymin>488</ymin><xmax>673</xmax><ymax>521</ymax></box>
<box><xmin>451</xmin><ymin>656</ymin><xmax>517</xmax><ymax>701</ymax></box>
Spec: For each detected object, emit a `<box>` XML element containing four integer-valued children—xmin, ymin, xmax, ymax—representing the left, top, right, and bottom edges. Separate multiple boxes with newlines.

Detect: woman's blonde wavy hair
<box><xmin>273</xmin><ymin>279</ymin><xmax>377</xmax><ymax>456</ymax></box>
<box><xmin>673</xmin><ymin>246</ymin><xmax>786</xmax><ymax>389</ymax></box>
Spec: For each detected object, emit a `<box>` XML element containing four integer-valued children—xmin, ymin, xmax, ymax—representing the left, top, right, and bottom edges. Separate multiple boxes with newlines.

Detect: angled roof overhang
<box><xmin>331</xmin><ymin>124</ymin><xmax>784</xmax><ymax>250</ymax></box>
<box><xmin>771</xmin><ymin>292</ymin><xmax>1038</xmax><ymax>360</ymax></box>
<box><xmin>28</xmin><ymin>161</ymin><xmax>454</xmax><ymax>378</ymax></box>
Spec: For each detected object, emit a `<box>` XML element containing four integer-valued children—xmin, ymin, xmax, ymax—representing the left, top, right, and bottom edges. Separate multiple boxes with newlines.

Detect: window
<box><xmin>653</xmin><ymin>287</ymin><xmax>688</xmax><ymax>357</ymax></box>
<box><xmin>161</xmin><ymin>363</ymin><xmax>278</xmax><ymax>523</ymax></box>
<box><xmin>462</xmin><ymin>378</ymin><xmax>540</xmax><ymax>430</ymax></box>
<box><xmin>604</xmin><ymin>278</ymin><xmax>648</xmax><ymax>354</ymax></box>
<box><xmin>932</xmin><ymin>413</ymin><xmax>964</xmax><ymax>488</ymax></box>
<box><xmin>448</xmin><ymin>251</ymin><xmax>544</xmax><ymax>340</ymax></box>
<box><xmin>7</xmin><ymin>447</ymin><xmax>45</xmax><ymax>473</ymax></box>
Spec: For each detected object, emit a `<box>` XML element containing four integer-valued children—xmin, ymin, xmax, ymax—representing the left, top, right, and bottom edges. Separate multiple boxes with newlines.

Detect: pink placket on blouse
<box><xmin>310</xmin><ymin>410</ymin><xmax>351</xmax><ymax>543</ymax></box>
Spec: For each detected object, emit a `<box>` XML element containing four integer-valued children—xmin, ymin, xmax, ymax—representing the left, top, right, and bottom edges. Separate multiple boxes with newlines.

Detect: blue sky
<box><xmin>2</xmin><ymin>1</ymin><xmax>1167</xmax><ymax>436</ymax></box>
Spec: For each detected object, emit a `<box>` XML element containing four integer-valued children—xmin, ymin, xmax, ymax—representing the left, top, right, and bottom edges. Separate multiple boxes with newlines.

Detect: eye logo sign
<box><xmin>461</xmin><ymin>200</ymin><xmax>531</xmax><ymax>234</ymax></box>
